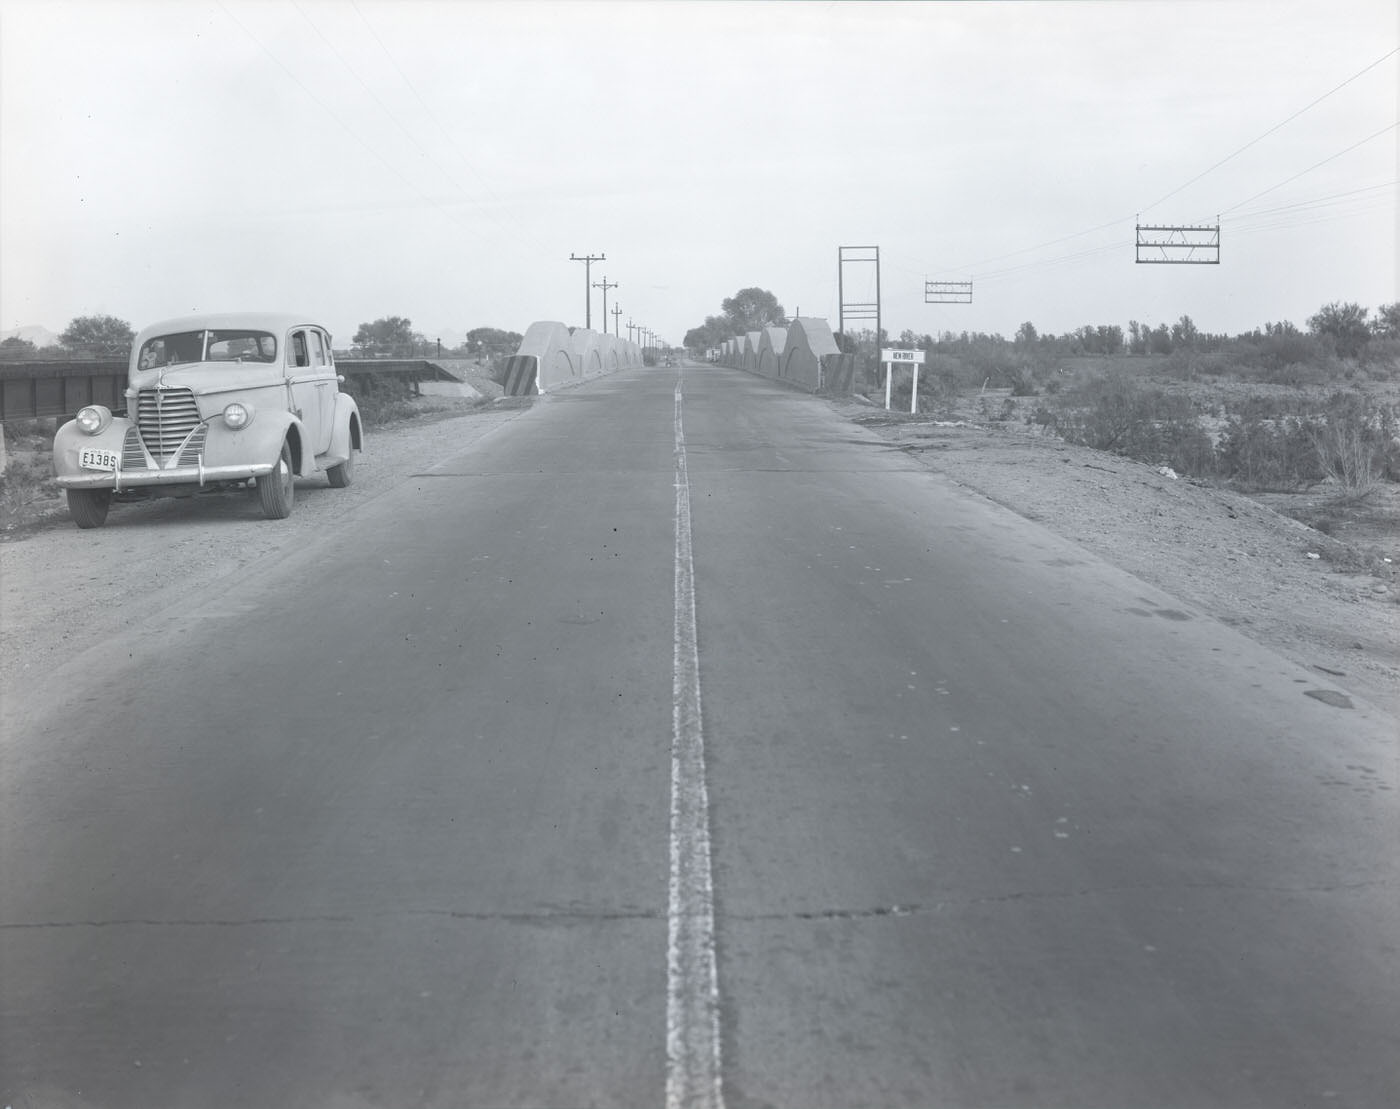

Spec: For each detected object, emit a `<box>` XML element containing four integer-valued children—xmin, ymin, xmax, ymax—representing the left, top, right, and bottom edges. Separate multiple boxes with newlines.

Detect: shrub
<box><xmin>338</xmin><ymin>371</ymin><xmax>418</xmax><ymax>424</ymax></box>
<box><xmin>1033</xmin><ymin>375</ymin><xmax>1215</xmax><ymax>477</ymax></box>
<box><xmin>1217</xmin><ymin>413</ymin><xmax>1320</xmax><ymax>490</ymax></box>
<box><xmin>1009</xmin><ymin>367</ymin><xmax>1039</xmax><ymax>396</ymax></box>
<box><xmin>0</xmin><ymin>430</ymin><xmax>60</xmax><ymax>525</ymax></box>
<box><xmin>1307</xmin><ymin>392</ymin><xmax>1399</xmax><ymax>491</ymax></box>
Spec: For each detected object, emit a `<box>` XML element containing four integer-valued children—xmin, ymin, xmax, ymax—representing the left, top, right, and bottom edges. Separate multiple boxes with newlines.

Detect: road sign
<box><xmin>880</xmin><ymin>349</ymin><xmax>926</xmax><ymax>412</ymax></box>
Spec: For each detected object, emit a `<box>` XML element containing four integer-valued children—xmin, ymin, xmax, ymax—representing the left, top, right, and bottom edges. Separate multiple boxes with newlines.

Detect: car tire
<box><xmin>67</xmin><ymin>488</ymin><xmax>111</xmax><ymax>529</ymax></box>
<box><xmin>326</xmin><ymin>447</ymin><xmax>355</xmax><ymax>488</ymax></box>
<box><xmin>258</xmin><ymin>441</ymin><xmax>294</xmax><ymax>519</ymax></box>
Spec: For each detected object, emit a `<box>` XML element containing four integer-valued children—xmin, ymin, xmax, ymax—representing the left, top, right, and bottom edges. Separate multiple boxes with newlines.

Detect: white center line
<box><xmin>667</xmin><ymin>376</ymin><xmax>724</xmax><ymax>1109</ymax></box>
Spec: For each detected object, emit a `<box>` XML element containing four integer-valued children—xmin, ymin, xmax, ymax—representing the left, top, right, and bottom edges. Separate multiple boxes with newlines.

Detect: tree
<box><xmin>1015</xmin><ymin>321</ymin><xmax>1039</xmax><ymax>347</ymax></box>
<box><xmin>1096</xmin><ymin>324</ymin><xmax>1124</xmax><ymax>354</ymax></box>
<box><xmin>353</xmin><ymin>316</ymin><xmax>422</xmax><ymax>356</ymax></box>
<box><xmin>1171</xmin><ymin>314</ymin><xmax>1199</xmax><ymax>348</ymax></box>
<box><xmin>465</xmin><ymin>327</ymin><xmax>523</xmax><ymax>359</ymax></box>
<box><xmin>720</xmin><ymin>287</ymin><xmax>786</xmax><ymax>333</ymax></box>
<box><xmin>1307</xmin><ymin>301</ymin><xmax>1370</xmax><ymax>358</ymax></box>
<box><xmin>1371</xmin><ymin>303</ymin><xmax>1400</xmax><ymax>340</ymax></box>
<box><xmin>684</xmin><ymin>314</ymin><xmax>738</xmax><ymax>353</ymax></box>
<box><xmin>60</xmin><ymin>314</ymin><xmax>134</xmax><ymax>358</ymax></box>
<box><xmin>0</xmin><ymin>335</ymin><xmax>38</xmax><ymax>360</ymax></box>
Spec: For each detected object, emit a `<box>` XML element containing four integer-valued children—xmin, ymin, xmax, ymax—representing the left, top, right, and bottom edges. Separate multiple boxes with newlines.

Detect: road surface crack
<box><xmin>731</xmin><ymin>879</ymin><xmax>1392</xmax><ymax>922</ymax></box>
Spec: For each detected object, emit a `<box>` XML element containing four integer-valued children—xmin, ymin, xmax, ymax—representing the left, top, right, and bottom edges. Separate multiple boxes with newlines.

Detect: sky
<box><xmin>1</xmin><ymin>0</ymin><xmax>1396</xmax><ymax>350</ymax></box>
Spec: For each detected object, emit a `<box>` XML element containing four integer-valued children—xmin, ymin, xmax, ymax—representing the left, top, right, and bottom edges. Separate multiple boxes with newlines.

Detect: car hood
<box><xmin>131</xmin><ymin>363</ymin><xmax>284</xmax><ymax>393</ymax></box>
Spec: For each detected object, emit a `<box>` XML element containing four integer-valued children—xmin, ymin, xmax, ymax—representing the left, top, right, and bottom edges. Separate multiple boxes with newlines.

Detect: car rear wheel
<box><xmin>67</xmin><ymin>488</ymin><xmax>111</xmax><ymax>529</ymax></box>
<box><xmin>258</xmin><ymin>441</ymin><xmax>294</xmax><ymax>519</ymax></box>
<box><xmin>326</xmin><ymin>447</ymin><xmax>355</xmax><ymax>488</ymax></box>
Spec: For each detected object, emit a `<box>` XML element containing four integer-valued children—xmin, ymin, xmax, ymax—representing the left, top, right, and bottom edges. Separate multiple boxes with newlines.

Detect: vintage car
<box><xmin>52</xmin><ymin>312</ymin><xmax>363</xmax><ymax>528</ymax></box>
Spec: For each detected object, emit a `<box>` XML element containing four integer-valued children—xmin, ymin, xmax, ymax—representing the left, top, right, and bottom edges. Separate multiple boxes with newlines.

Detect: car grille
<box><xmin>137</xmin><ymin>388</ymin><xmax>202</xmax><ymax>460</ymax></box>
<box><xmin>176</xmin><ymin>424</ymin><xmax>208</xmax><ymax>467</ymax></box>
<box><xmin>120</xmin><ymin>427</ymin><xmax>146</xmax><ymax>470</ymax></box>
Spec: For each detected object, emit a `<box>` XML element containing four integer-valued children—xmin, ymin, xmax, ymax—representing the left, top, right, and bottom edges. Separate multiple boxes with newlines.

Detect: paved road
<box><xmin>3</xmin><ymin>363</ymin><xmax>1396</xmax><ymax>1108</ymax></box>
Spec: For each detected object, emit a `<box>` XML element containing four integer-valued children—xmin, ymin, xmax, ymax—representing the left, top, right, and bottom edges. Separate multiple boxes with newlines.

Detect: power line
<box><xmin>1228</xmin><ymin>180</ymin><xmax>1397</xmax><ymax>221</ymax></box>
<box><xmin>1139</xmin><ymin>46</ymin><xmax>1399</xmax><ymax>217</ymax></box>
<box><xmin>895</xmin><ymin>214</ymin><xmax>1134</xmax><ymax>282</ymax></box>
<box><xmin>214</xmin><ymin>1</ymin><xmax>486</xmax><ymax>247</ymax></box>
<box><xmin>911</xmin><ymin>47</ymin><xmax>1397</xmax><ymax>284</ymax></box>
<box><xmin>1220</xmin><ymin>121</ymin><xmax>1399</xmax><ymax>214</ymax></box>
<box><xmin>346</xmin><ymin>0</ymin><xmax>553</xmax><ymax>258</ymax></box>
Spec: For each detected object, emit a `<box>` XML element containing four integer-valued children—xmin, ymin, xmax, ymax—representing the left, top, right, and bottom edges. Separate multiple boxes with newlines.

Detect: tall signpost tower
<box><xmin>838</xmin><ymin>246</ymin><xmax>880</xmax><ymax>385</ymax></box>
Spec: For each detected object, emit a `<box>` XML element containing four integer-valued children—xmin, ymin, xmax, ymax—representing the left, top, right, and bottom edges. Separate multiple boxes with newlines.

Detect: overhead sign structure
<box><xmin>880</xmin><ymin>348</ymin><xmax>926</xmax><ymax>412</ymax></box>
<box><xmin>1135</xmin><ymin>222</ymin><xmax>1220</xmax><ymax>264</ymax></box>
<box><xmin>925</xmin><ymin>279</ymin><xmax>973</xmax><ymax>304</ymax></box>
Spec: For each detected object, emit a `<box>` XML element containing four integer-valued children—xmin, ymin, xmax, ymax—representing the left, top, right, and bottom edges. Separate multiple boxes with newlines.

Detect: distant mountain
<box><xmin>0</xmin><ymin>324</ymin><xmax>61</xmax><ymax>349</ymax></box>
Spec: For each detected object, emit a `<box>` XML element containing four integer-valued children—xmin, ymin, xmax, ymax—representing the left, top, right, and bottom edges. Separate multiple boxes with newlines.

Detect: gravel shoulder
<box><xmin>4</xmin><ymin>384</ymin><xmax>1398</xmax><ymax>720</ymax></box>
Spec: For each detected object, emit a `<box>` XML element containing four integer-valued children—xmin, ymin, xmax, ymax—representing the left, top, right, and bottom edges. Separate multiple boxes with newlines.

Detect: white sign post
<box><xmin>881</xmin><ymin>348</ymin><xmax>926</xmax><ymax>412</ymax></box>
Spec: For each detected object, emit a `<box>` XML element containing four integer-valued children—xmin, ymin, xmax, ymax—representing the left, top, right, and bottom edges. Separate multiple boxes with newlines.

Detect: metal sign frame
<box><xmin>1135</xmin><ymin>223</ymin><xmax>1220</xmax><ymax>265</ymax></box>
<box><xmin>925</xmin><ymin>279</ymin><xmax>973</xmax><ymax>304</ymax></box>
<box><xmin>838</xmin><ymin>246</ymin><xmax>881</xmax><ymax>358</ymax></box>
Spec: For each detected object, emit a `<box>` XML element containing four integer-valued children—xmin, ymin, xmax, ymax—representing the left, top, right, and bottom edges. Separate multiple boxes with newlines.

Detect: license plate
<box><xmin>78</xmin><ymin>447</ymin><xmax>119</xmax><ymax>472</ymax></box>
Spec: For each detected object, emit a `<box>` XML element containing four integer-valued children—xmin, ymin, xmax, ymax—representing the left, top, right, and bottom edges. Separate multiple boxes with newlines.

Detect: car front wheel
<box><xmin>326</xmin><ymin>447</ymin><xmax>355</xmax><ymax>488</ymax></box>
<box><xmin>67</xmin><ymin>488</ymin><xmax>112</xmax><ymax>529</ymax></box>
<box><xmin>258</xmin><ymin>441</ymin><xmax>295</xmax><ymax>519</ymax></box>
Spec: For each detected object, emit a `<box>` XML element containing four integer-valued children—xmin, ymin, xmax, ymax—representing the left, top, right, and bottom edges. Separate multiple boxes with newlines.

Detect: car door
<box><xmin>286</xmin><ymin>327</ymin><xmax>335</xmax><ymax>457</ymax></box>
<box><xmin>306</xmin><ymin>328</ymin><xmax>337</xmax><ymax>454</ymax></box>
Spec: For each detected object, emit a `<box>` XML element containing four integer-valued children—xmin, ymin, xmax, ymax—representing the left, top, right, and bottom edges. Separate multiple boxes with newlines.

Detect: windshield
<box><xmin>137</xmin><ymin>329</ymin><xmax>278</xmax><ymax>368</ymax></box>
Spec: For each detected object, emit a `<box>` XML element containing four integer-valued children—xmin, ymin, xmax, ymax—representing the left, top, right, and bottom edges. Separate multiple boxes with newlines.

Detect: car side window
<box><xmin>308</xmin><ymin>329</ymin><xmax>326</xmax><ymax>367</ymax></box>
<box><xmin>289</xmin><ymin>331</ymin><xmax>309</xmax><ymax>369</ymax></box>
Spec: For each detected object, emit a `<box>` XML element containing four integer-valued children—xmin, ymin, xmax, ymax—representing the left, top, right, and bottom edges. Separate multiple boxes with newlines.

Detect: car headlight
<box><xmin>222</xmin><ymin>401</ymin><xmax>253</xmax><ymax>429</ymax></box>
<box><xmin>75</xmin><ymin>405</ymin><xmax>112</xmax><ymax>435</ymax></box>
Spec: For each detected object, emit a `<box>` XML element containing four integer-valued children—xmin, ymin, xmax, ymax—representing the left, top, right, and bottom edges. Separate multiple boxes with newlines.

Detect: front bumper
<box><xmin>54</xmin><ymin>415</ymin><xmax>282</xmax><ymax>491</ymax></box>
<box><xmin>55</xmin><ymin>461</ymin><xmax>274</xmax><ymax>490</ymax></box>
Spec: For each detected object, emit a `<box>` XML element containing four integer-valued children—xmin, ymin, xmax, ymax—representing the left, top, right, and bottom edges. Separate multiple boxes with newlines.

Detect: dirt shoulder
<box><xmin>832</xmin><ymin>395</ymin><xmax>1399</xmax><ymax>717</ymax></box>
<box><xmin>0</xmin><ymin>397</ymin><xmax>534</xmax><ymax>697</ymax></box>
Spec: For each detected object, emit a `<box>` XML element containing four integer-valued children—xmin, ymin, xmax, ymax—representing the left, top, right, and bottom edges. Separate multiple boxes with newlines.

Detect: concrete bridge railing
<box><xmin>499</xmin><ymin>322</ymin><xmax>642</xmax><ymax>396</ymax></box>
<box><xmin>714</xmin><ymin>317</ymin><xmax>855</xmax><ymax>394</ymax></box>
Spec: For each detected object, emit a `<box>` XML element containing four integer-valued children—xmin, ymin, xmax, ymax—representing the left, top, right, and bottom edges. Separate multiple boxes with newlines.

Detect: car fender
<box><xmin>52</xmin><ymin>415</ymin><xmax>131</xmax><ymax>478</ymax></box>
<box><xmin>248</xmin><ymin>409</ymin><xmax>312</xmax><ymax>476</ymax></box>
<box><xmin>324</xmin><ymin>392</ymin><xmax>363</xmax><ymax>464</ymax></box>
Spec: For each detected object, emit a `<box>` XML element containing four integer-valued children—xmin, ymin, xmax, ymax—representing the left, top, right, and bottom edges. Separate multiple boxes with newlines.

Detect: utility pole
<box><xmin>592</xmin><ymin>275</ymin><xmax>618</xmax><ymax>335</ymax></box>
<box><xmin>611</xmin><ymin>303</ymin><xmax>622</xmax><ymax>336</ymax></box>
<box><xmin>569</xmin><ymin>252</ymin><xmax>605</xmax><ymax>329</ymax></box>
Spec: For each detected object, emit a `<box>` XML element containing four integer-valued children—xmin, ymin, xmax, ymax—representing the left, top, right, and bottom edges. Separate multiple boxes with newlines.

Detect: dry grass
<box><xmin>1</xmin><ymin>422</ymin><xmax>62</xmax><ymax>531</ymax></box>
